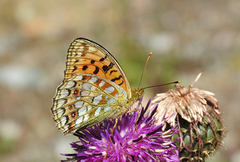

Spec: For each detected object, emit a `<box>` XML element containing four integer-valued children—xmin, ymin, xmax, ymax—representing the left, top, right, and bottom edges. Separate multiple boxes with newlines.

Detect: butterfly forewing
<box><xmin>64</xmin><ymin>38</ymin><xmax>131</xmax><ymax>97</ymax></box>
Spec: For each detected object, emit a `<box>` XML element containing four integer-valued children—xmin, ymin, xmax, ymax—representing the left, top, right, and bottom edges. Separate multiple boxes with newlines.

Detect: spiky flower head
<box><xmin>150</xmin><ymin>73</ymin><xmax>225</xmax><ymax>162</ymax></box>
<box><xmin>61</xmin><ymin>99</ymin><xmax>180</xmax><ymax>162</ymax></box>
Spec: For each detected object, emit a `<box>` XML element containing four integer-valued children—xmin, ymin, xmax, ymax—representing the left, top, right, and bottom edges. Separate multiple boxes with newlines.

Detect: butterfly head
<box><xmin>131</xmin><ymin>88</ymin><xmax>144</xmax><ymax>101</ymax></box>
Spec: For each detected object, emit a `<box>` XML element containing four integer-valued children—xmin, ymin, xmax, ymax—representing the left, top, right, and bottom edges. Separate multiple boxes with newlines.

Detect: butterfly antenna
<box><xmin>138</xmin><ymin>52</ymin><xmax>152</xmax><ymax>88</ymax></box>
<box><xmin>142</xmin><ymin>80</ymin><xmax>180</xmax><ymax>90</ymax></box>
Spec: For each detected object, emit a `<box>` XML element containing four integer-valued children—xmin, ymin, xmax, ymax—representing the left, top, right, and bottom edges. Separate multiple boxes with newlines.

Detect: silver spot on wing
<box><xmin>88</xmin><ymin>76</ymin><xmax>98</xmax><ymax>83</ymax></box>
<box><xmin>93</xmin><ymin>95</ymin><xmax>102</xmax><ymax>105</ymax></box>
<box><xmin>94</xmin><ymin>107</ymin><xmax>101</xmax><ymax>116</ymax></box>
<box><xmin>60</xmin><ymin>89</ymin><xmax>70</xmax><ymax>98</ymax></box>
<box><xmin>57</xmin><ymin>99</ymin><xmax>66</xmax><ymax>107</ymax></box>
<box><xmin>75</xmin><ymin>116</ymin><xmax>83</xmax><ymax>125</ymax></box>
<box><xmin>82</xmin><ymin>83</ymin><xmax>91</xmax><ymax>90</ymax></box>
<box><xmin>104</xmin><ymin>106</ymin><xmax>111</xmax><ymax>111</ymax></box>
<box><xmin>78</xmin><ymin>107</ymin><xmax>86</xmax><ymax>116</ymax></box>
<box><xmin>65</xmin><ymin>81</ymin><xmax>76</xmax><ymax>88</ymax></box>
<box><xmin>99</xmin><ymin>81</ymin><xmax>105</xmax><ymax>87</ymax></box>
<box><xmin>105</xmin><ymin>86</ymin><xmax>114</xmax><ymax>93</ymax></box>
<box><xmin>74</xmin><ymin>101</ymin><xmax>84</xmax><ymax>108</ymax></box>
<box><xmin>84</xmin><ymin>114</ymin><xmax>89</xmax><ymax>122</ymax></box>
<box><xmin>81</xmin><ymin>91</ymin><xmax>89</xmax><ymax>96</ymax></box>
<box><xmin>107</xmin><ymin>98</ymin><xmax>116</xmax><ymax>104</ymax></box>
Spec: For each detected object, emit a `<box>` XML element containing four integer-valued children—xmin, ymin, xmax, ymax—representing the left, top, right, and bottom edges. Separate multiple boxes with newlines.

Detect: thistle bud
<box><xmin>150</xmin><ymin>73</ymin><xmax>225</xmax><ymax>161</ymax></box>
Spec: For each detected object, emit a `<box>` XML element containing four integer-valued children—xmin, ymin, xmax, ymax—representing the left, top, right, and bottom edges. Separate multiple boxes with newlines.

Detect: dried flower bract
<box><xmin>151</xmin><ymin>73</ymin><xmax>225</xmax><ymax>162</ymax></box>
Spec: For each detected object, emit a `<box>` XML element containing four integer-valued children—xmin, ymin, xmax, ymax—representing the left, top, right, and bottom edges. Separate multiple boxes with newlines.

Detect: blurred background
<box><xmin>0</xmin><ymin>0</ymin><xmax>239</xmax><ymax>161</ymax></box>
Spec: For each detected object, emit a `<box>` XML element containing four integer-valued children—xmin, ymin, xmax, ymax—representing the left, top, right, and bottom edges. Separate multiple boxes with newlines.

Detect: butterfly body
<box><xmin>51</xmin><ymin>38</ymin><xmax>143</xmax><ymax>134</ymax></box>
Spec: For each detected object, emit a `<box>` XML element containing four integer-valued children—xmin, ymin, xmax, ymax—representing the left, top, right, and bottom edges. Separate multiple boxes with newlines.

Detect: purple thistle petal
<box><xmin>61</xmin><ymin>99</ymin><xmax>180</xmax><ymax>162</ymax></box>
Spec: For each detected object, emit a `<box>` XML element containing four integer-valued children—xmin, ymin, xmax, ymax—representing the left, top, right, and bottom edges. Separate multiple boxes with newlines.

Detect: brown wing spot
<box><xmin>72</xmin><ymin>66</ymin><xmax>77</xmax><ymax>72</ymax></box>
<box><xmin>98</xmin><ymin>96</ymin><xmax>107</xmax><ymax>104</ymax></box>
<box><xmin>73</xmin><ymin>89</ymin><xmax>79</xmax><ymax>96</ymax></box>
<box><xmin>108</xmin><ymin>62</ymin><xmax>114</xmax><ymax>70</ymax></box>
<box><xmin>93</xmin><ymin>66</ymin><xmax>99</xmax><ymax>74</ymax></box>
<box><xmin>71</xmin><ymin>112</ymin><xmax>77</xmax><ymax>118</ymax></box>
<box><xmin>110</xmin><ymin>88</ymin><xmax>118</xmax><ymax>96</ymax></box>
<box><xmin>74</xmin><ymin>60</ymin><xmax>79</xmax><ymax>63</ymax></box>
<box><xmin>82</xmin><ymin>65</ymin><xmax>88</xmax><ymax>70</ymax></box>
<box><xmin>91</xmin><ymin>60</ymin><xmax>95</xmax><ymax>64</ymax></box>
<box><xmin>102</xmin><ymin>65</ymin><xmax>108</xmax><ymax>73</ymax></box>
<box><xmin>99</xmin><ymin>81</ymin><xmax>111</xmax><ymax>90</ymax></box>
<box><xmin>99</xmin><ymin>55</ymin><xmax>107</xmax><ymax>62</ymax></box>
<box><xmin>68</xmin><ymin>122</ymin><xmax>75</xmax><ymax>132</ymax></box>
<box><xmin>111</xmin><ymin>75</ymin><xmax>122</xmax><ymax>82</ymax></box>
<box><xmin>118</xmin><ymin>81</ymin><xmax>124</xmax><ymax>86</ymax></box>
<box><xmin>81</xmin><ymin>51</ymin><xmax>86</xmax><ymax>57</ymax></box>
<box><xmin>95</xmin><ymin>78</ymin><xmax>103</xmax><ymax>86</ymax></box>
<box><xmin>82</xmin><ymin>75</ymin><xmax>91</xmax><ymax>81</ymax></box>
<box><xmin>110</xmin><ymin>70</ymin><xmax>117</xmax><ymax>75</ymax></box>
<box><xmin>102</xmin><ymin>62</ymin><xmax>114</xmax><ymax>73</ymax></box>
<box><xmin>68</xmin><ymin>105</ymin><xmax>73</xmax><ymax>110</ymax></box>
<box><xmin>84</xmin><ymin>45</ymin><xmax>89</xmax><ymax>50</ymax></box>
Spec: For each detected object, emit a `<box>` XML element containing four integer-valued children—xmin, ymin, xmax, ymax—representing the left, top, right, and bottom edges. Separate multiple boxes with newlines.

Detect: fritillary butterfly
<box><xmin>51</xmin><ymin>38</ymin><xmax>144</xmax><ymax>134</ymax></box>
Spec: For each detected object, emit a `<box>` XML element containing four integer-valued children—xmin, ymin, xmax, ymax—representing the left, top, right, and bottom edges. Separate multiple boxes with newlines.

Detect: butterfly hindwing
<box><xmin>52</xmin><ymin>73</ymin><xmax>128</xmax><ymax>134</ymax></box>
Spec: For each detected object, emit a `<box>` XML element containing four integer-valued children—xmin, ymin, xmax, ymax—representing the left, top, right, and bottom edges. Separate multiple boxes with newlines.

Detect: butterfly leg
<box><xmin>126</xmin><ymin>108</ymin><xmax>139</xmax><ymax>113</ymax></box>
<box><xmin>105</xmin><ymin>118</ymin><xmax>119</xmax><ymax>158</ymax></box>
<box><xmin>126</xmin><ymin>108</ymin><xmax>140</xmax><ymax>133</ymax></box>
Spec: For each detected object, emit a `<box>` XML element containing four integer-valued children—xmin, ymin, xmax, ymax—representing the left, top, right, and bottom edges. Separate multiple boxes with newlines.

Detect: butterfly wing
<box><xmin>51</xmin><ymin>38</ymin><xmax>134</xmax><ymax>134</ymax></box>
<box><xmin>64</xmin><ymin>38</ymin><xmax>132</xmax><ymax>99</ymax></box>
<box><xmin>52</xmin><ymin>73</ymin><xmax>129</xmax><ymax>134</ymax></box>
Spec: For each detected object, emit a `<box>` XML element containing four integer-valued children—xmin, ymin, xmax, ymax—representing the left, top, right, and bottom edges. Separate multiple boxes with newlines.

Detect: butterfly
<box><xmin>51</xmin><ymin>38</ymin><xmax>144</xmax><ymax>134</ymax></box>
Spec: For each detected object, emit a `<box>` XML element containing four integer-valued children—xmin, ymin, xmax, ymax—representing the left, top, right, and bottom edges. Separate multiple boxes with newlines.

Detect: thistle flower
<box><xmin>150</xmin><ymin>73</ymin><xmax>225</xmax><ymax>162</ymax></box>
<box><xmin>61</xmin><ymin>99</ymin><xmax>180</xmax><ymax>162</ymax></box>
